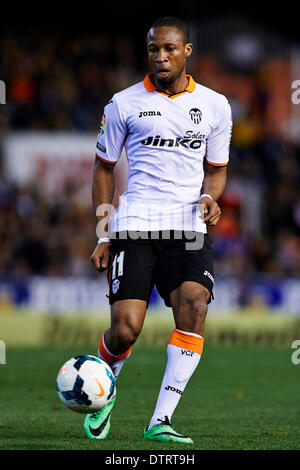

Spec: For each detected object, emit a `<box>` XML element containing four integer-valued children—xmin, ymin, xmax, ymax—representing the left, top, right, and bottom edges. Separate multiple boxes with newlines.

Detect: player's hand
<box><xmin>89</xmin><ymin>242</ymin><xmax>111</xmax><ymax>272</ymax></box>
<box><xmin>200</xmin><ymin>197</ymin><xmax>222</xmax><ymax>226</ymax></box>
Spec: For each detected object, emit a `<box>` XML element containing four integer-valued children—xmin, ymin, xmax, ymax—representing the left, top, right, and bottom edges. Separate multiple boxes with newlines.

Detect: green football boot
<box><xmin>83</xmin><ymin>395</ymin><xmax>116</xmax><ymax>439</ymax></box>
<box><xmin>142</xmin><ymin>416</ymin><xmax>194</xmax><ymax>444</ymax></box>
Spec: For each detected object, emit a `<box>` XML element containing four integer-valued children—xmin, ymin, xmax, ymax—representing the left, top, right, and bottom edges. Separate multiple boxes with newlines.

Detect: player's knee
<box><xmin>190</xmin><ymin>296</ymin><xmax>208</xmax><ymax>316</ymax></box>
<box><xmin>177</xmin><ymin>290</ymin><xmax>209</xmax><ymax>334</ymax></box>
<box><xmin>187</xmin><ymin>296</ymin><xmax>208</xmax><ymax>324</ymax></box>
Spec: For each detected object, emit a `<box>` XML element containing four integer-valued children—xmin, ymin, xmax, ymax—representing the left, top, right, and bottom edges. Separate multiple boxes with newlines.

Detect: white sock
<box><xmin>105</xmin><ymin>356</ymin><xmax>129</xmax><ymax>380</ymax></box>
<box><xmin>148</xmin><ymin>341</ymin><xmax>201</xmax><ymax>429</ymax></box>
<box><xmin>97</xmin><ymin>332</ymin><xmax>132</xmax><ymax>398</ymax></box>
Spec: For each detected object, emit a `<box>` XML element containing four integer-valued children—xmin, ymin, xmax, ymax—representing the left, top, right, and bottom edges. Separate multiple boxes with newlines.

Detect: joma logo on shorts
<box><xmin>165</xmin><ymin>385</ymin><xmax>183</xmax><ymax>395</ymax></box>
<box><xmin>203</xmin><ymin>270</ymin><xmax>214</xmax><ymax>283</ymax></box>
<box><xmin>141</xmin><ymin>135</ymin><xmax>203</xmax><ymax>149</ymax></box>
<box><xmin>139</xmin><ymin>110</ymin><xmax>162</xmax><ymax>118</ymax></box>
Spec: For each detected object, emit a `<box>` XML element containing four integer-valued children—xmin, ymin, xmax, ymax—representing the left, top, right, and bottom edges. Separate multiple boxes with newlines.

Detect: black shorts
<box><xmin>106</xmin><ymin>231</ymin><xmax>214</xmax><ymax>307</ymax></box>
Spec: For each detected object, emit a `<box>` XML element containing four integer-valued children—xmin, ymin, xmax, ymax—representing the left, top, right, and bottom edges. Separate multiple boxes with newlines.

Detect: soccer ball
<box><xmin>56</xmin><ymin>354</ymin><xmax>116</xmax><ymax>413</ymax></box>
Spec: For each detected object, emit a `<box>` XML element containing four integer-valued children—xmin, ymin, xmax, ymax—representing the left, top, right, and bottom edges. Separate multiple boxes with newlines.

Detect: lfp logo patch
<box><xmin>100</xmin><ymin>113</ymin><xmax>106</xmax><ymax>129</ymax></box>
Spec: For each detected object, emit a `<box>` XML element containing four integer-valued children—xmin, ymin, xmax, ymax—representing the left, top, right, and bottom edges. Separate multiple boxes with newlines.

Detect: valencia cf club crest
<box><xmin>112</xmin><ymin>279</ymin><xmax>120</xmax><ymax>294</ymax></box>
<box><xmin>189</xmin><ymin>108</ymin><xmax>202</xmax><ymax>125</ymax></box>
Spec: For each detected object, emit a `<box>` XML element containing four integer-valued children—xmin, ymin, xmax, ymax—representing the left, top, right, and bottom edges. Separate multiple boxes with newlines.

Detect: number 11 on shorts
<box><xmin>112</xmin><ymin>251</ymin><xmax>124</xmax><ymax>280</ymax></box>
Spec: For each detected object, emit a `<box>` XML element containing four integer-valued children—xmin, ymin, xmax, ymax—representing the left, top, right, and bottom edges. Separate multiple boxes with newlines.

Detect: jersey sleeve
<box><xmin>95</xmin><ymin>97</ymin><xmax>127</xmax><ymax>165</ymax></box>
<box><xmin>205</xmin><ymin>97</ymin><xmax>232</xmax><ymax>167</ymax></box>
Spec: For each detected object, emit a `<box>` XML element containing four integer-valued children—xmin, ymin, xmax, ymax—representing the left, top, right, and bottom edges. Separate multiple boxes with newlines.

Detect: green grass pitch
<box><xmin>0</xmin><ymin>345</ymin><xmax>299</xmax><ymax>450</ymax></box>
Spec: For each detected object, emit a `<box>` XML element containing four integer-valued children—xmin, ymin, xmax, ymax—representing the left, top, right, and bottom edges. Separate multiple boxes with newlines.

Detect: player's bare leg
<box><xmin>171</xmin><ymin>281</ymin><xmax>210</xmax><ymax>336</ymax></box>
<box><xmin>99</xmin><ymin>299</ymin><xmax>147</xmax><ymax>377</ymax></box>
<box><xmin>105</xmin><ymin>299</ymin><xmax>147</xmax><ymax>355</ymax></box>
<box><xmin>84</xmin><ymin>299</ymin><xmax>147</xmax><ymax>439</ymax></box>
<box><xmin>144</xmin><ymin>281</ymin><xmax>209</xmax><ymax>443</ymax></box>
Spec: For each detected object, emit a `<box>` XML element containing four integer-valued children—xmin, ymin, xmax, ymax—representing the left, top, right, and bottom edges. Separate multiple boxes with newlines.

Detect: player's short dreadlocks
<box><xmin>147</xmin><ymin>17</ymin><xmax>190</xmax><ymax>44</ymax></box>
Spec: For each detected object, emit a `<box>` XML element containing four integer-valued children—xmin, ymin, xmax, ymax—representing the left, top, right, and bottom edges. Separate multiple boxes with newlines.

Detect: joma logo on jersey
<box><xmin>141</xmin><ymin>135</ymin><xmax>203</xmax><ymax>150</ymax></box>
<box><xmin>139</xmin><ymin>110</ymin><xmax>162</xmax><ymax>118</ymax></box>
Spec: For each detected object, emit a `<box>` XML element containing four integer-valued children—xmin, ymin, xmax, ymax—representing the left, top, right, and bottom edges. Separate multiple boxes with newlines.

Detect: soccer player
<box><xmin>84</xmin><ymin>16</ymin><xmax>232</xmax><ymax>444</ymax></box>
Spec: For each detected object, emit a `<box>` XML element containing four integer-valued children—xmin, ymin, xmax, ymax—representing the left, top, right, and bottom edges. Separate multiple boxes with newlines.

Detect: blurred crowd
<box><xmin>0</xmin><ymin>23</ymin><xmax>299</xmax><ymax>296</ymax></box>
<box><xmin>0</xmin><ymin>31</ymin><xmax>142</xmax><ymax>131</ymax></box>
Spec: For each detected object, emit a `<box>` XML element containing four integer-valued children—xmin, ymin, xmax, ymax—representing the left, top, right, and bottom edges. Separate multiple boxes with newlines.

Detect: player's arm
<box><xmin>90</xmin><ymin>98</ymin><xmax>127</xmax><ymax>272</ymax></box>
<box><xmin>92</xmin><ymin>156</ymin><xmax>116</xmax><ymax>228</ymax></box>
<box><xmin>201</xmin><ymin>96</ymin><xmax>232</xmax><ymax>226</ymax></box>
<box><xmin>90</xmin><ymin>157</ymin><xmax>116</xmax><ymax>272</ymax></box>
<box><xmin>200</xmin><ymin>164</ymin><xmax>227</xmax><ymax>225</ymax></box>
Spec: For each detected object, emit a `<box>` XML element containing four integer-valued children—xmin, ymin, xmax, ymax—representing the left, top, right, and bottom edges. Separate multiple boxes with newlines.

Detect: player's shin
<box><xmin>148</xmin><ymin>329</ymin><xmax>204</xmax><ymax>429</ymax></box>
<box><xmin>97</xmin><ymin>331</ymin><xmax>132</xmax><ymax>382</ymax></box>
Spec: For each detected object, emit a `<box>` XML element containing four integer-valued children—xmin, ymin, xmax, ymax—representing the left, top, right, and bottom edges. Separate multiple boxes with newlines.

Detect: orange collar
<box><xmin>143</xmin><ymin>73</ymin><xmax>196</xmax><ymax>97</ymax></box>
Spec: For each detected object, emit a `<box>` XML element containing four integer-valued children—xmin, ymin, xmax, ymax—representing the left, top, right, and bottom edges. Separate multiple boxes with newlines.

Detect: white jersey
<box><xmin>95</xmin><ymin>74</ymin><xmax>232</xmax><ymax>233</ymax></box>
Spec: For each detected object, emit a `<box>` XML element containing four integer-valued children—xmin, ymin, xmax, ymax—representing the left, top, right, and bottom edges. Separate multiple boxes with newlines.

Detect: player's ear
<box><xmin>185</xmin><ymin>43</ymin><xmax>193</xmax><ymax>58</ymax></box>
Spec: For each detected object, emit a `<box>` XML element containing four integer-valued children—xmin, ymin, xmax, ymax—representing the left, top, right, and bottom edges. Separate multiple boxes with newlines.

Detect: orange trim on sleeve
<box><xmin>205</xmin><ymin>158</ymin><xmax>228</xmax><ymax>167</ymax></box>
<box><xmin>168</xmin><ymin>329</ymin><xmax>204</xmax><ymax>355</ymax></box>
<box><xmin>96</xmin><ymin>153</ymin><xmax>117</xmax><ymax>165</ymax></box>
<box><xmin>98</xmin><ymin>332</ymin><xmax>132</xmax><ymax>364</ymax></box>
